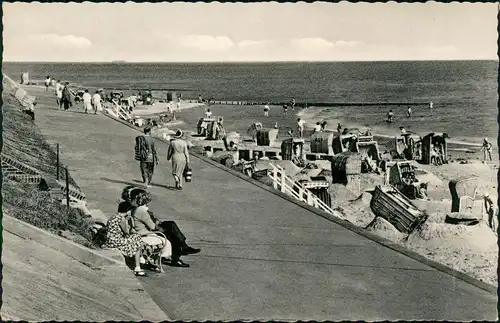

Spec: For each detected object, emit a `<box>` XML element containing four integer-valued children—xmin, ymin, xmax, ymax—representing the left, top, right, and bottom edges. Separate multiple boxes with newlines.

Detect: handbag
<box><xmin>183</xmin><ymin>164</ymin><xmax>192</xmax><ymax>182</ymax></box>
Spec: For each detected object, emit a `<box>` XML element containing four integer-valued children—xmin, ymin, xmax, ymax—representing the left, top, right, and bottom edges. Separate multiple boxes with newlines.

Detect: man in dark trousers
<box><xmin>61</xmin><ymin>82</ymin><xmax>72</xmax><ymax>111</ymax></box>
<box><xmin>135</xmin><ymin>127</ymin><xmax>158</xmax><ymax>187</ymax></box>
<box><xmin>119</xmin><ymin>186</ymin><xmax>201</xmax><ymax>268</ymax></box>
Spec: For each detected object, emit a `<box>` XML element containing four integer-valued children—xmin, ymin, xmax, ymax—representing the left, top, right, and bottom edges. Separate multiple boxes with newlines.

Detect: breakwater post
<box><xmin>65</xmin><ymin>167</ymin><xmax>70</xmax><ymax>209</ymax></box>
<box><xmin>56</xmin><ymin>143</ymin><xmax>60</xmax><ymax>181</ymax></box>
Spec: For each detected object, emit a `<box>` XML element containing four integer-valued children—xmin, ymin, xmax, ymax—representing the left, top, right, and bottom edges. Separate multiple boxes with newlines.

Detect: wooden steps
<box><xmin>2</xmin><ymin>154</ymin><xmax>86</xmax><ymax>202</ymax></box>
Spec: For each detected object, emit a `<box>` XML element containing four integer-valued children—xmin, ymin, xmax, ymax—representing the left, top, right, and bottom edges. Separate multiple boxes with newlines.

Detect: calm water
<box><xmin>3</xmin><ymin>61</ymin><xmax>498</xmax><ymax>142</ymax></box>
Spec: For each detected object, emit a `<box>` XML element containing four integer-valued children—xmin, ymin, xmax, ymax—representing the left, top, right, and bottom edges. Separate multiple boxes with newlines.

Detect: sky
<box><xmin>2</xmin><ymin>2</ymin><xmax>498</xmax><ymax>62</ymax></box>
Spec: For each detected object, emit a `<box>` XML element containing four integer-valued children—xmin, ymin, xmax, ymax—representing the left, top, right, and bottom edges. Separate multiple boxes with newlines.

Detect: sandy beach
<box><xmin>147</xmin><ymin>101</ymin><xmax>498</xmax><ymax>286</ymax></box>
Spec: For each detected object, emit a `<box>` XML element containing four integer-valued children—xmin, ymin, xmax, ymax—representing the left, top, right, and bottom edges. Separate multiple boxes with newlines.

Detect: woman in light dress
<box><xmin>167</xmin><ymin>129</ymin><xmax>190</xmax><ymax>190</ymax></box>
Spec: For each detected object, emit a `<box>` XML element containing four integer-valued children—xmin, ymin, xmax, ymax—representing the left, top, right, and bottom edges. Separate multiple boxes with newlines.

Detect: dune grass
<box><xmin>2</xmin><ymin>91</ymin><xmax>95</xmax><ymax>248</ymax></box>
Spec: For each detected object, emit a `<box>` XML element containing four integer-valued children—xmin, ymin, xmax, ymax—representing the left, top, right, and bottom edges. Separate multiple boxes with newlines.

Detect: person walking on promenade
<box><xmin>429</xmin><ymin>101</ymin><xmax>433</xmax><ymax>109</ymax></box>
<box><xmin>167</xmin><ymin>129</ymin><xmax>190</xmax><ymax>190</ymax></box>
<box><xmin>92</xmin><ymin>90</ymin><xmax>102</xmax><ymax>115</ymax></box>
<box><xmin>297</xmin><ymin>118</ymin><xmax>305</xmax><ymax>138</ymax></box>
<box><xmin>102</xmin><ymin>207</ymin><xmax>147</xmax><ymax>277</ymax></box>
<box><xmin>44</xmin><ymin>76</ymin><xmax>51</xmax><ymax>92</ymax></box>
<box><xmin>481</xmin><ymin>137</ymin><xmax>493</xmax><ymax>162</ymax></box>
<box><xmin>407</xmin><ymin>106</ymin><xmax>412</xmax><ymax>118</ymax></box>
<box><xmin>135</xmin><ymin>127</ymin><xmax>158</xmax><ymax>188</ymax></box>
<box><xmin>264</xmin><ymin>103</ymin><xmax>270</xmax><ymax>117</ymax></box>
<box><xmin>61</xmin><ymin>82</ymin><xmax>72</xmax><ymax>111</ymax></box>
<box><xmin>55</xmin><ymin>80</ymin><xmax>63</xmax><ymax>106</ymax></box>
<box><xmin>82</xmin><ymin>89</ymin><xmax>92</xmax><ymax>114</ymax></box>
<box><xmin>290</xmin><ymin>98</ymin><xmax>296</xmax><ymax>110</ymax></box>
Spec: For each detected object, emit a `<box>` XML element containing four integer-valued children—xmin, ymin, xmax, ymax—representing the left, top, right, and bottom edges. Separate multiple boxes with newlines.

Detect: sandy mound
<box><xmin>412</xmin><ymin>199</ymin><xmax>451</xmax><ymax>215</ymax></box>
<box><xmin>414</xmin><ymin>168</ymin><xmax>443</xmax><ymax>187</ymax></box>
<box><xmin>254</xmin><ymin>160</ymin><xmax>302</xmax><ymax>177</ymax></box>
<box><xmin>365</xmin><ymin>217</ymin><xmax>406</xmax><ymax>243</ymax></box>
<box><xmin>405</xmin><ymin>221</ymin><xmax>498</xmax><ymax>285</ymax></box>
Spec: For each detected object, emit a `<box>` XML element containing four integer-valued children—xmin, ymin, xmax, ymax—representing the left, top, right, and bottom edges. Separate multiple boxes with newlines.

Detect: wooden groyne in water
<box><xmin>205</xmin><ymin>100</ymin><xmax>431</xmax><ymax>107</ymax></box>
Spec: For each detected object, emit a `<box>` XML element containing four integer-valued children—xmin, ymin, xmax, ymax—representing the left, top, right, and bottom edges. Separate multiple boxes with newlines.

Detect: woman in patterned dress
<box><xmin>103</xmin><ymin>210</ymin><xmax>147</xmax><ymax>276</ymax></box>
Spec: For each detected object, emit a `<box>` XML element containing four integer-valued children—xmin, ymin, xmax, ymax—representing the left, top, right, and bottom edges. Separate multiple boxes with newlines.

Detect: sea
<box><xmin>3</xmin><ymin>60</ymin><xmax>498</xmax><ymax>144</ymax></box>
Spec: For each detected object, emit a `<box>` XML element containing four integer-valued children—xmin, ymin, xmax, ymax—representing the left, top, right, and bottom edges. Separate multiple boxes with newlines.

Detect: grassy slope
<box><xmin>2</xmin><ymin>92</ymin><xmax>95</xmax><ymax>248</ymax></box>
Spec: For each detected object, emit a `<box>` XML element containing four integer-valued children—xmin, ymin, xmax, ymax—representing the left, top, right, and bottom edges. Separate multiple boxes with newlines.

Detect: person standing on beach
<box><xmin>337</xmin><ymin>123</ymin><xmax>342</xmax><ymax>133</ymax></box>
<box><xmin>92</xmin><ymin>90</ymin><xmax>102</xmax><ymax>115</ymax></box>
<box><xmin>283</xmin><ymin>104</ymin><xmax>288</xmax><ymax>117</ymax></box>
<box><xmin>264</xmin><ymin>103</ymin><xmax>270</xmax><ymax>117</ymax></box>
<box><xmin>290</xmin><ymin>98</ymin><xmax>296</xmax><ymax>110</ymax></box>
<box><xmin>204</xmin><ymin>108</ymin><xmax>213</xmax><ymax>119</ymax></box>
<box><xmin>481</xmin><ymin>138</ymin><xmax>493</xmax><ymax>162</ymax></box>
<box><xmin>297</xmin><ymin>118</ymin><xmax>305</xmax><ymax>138</ymax></box>
<box><xmin>61</xmin><ymin>82</ymin><xmax>72</xmax><ymax>111</ymax></box>
<box><xmin>135</xmin><ymin>127</ymin><xmax>158</xmax><ymax>188</ymax></box>
<box><xmin>44</xmin><ymin>76</ymin><xmax>51</xmax><ymax>92</ymax></box>
<box><xmin>386</xmin><ymin>110</ymin><xmax>395</xmax><ymax>123</ymax></box>
<box><xmin>313</xmin><ymin>122</ymin><xmax>321</xmax><ymax>133</ymax></box>
<box><xmin>167</xmin><ymin>130</ymin><xmax>190</xmax><ymax>190</ymax></box>
<box><xmin>483</xmin><ymin>193</ymin><xmax>496</xmax><ymax>233</ymax></box>
<box><xmin>82</xmin><ymin>89</ymin><xmax>92</xmax><ymax>114</ymax></box>
<box><xmin>407</xmin><ymin>107</ymin><xmax>412</xmax><ymax>118</ymax></box>
<box><xmin>429</xmin><ymin>101</ymin><xmax>433</xmax><ymax>109</ymax></box>
<box><xmin>320</xmin><ymin>121</ymin><xmax>327</xmax><ymax>131</ymax></box>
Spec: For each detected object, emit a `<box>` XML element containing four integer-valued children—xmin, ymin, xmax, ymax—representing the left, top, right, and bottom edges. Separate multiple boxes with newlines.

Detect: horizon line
<box><xmin>3</xmin><ymin>58</ymin><xmax>499</xmax><ymax>64</ymax></box>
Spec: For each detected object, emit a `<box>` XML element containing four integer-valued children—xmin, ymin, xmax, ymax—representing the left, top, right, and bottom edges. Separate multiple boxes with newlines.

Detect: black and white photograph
<box><xmin>1</xmin><ymin>1</ymin><xmax>498</xmax><ymax>321</ymax></box>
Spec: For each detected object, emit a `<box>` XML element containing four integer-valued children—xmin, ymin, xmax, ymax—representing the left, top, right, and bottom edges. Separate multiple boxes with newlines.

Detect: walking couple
<box><xmin>135</xmin><ymin>127</ymin><xmax>191</xmax><ymax>190</ymax></box>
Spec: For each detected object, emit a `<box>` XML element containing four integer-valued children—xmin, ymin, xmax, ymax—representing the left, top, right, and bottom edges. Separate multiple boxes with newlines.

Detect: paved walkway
<box><xmin>2</xmin><ymin>229</ymin><xmax>164</xmax><ymax>321</ymax></box>
<box><xmin>29</xmin><ymin>86</ymin><xmax>497</xmax><ymax>321</ymax></box>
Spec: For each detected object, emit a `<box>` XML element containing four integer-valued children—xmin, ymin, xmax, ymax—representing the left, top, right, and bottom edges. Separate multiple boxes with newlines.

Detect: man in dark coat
<box><xmin>61</xmin><ymin>82</ymin><xmax>72</xmax><ymax>111</ymax></box>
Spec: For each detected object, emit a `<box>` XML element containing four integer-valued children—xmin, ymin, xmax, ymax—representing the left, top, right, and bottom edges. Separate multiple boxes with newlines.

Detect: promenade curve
<box><xmin>28</xmin><ymin>86</ymin><xmax>497</xmax><ymax>321</ymax></box>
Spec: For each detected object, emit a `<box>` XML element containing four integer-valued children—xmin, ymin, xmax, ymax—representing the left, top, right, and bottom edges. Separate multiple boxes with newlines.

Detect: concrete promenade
<box><xmin>29</xmin><ymin>86</ymin><xmax>497</xmax><ymax>321</ymax></box>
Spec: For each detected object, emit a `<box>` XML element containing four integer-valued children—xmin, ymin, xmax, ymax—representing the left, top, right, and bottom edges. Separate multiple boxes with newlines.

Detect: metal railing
<box><xmin>267</xmin><ymin>164</ymin><xmax>345</xmax><ymax>220</ymax></box>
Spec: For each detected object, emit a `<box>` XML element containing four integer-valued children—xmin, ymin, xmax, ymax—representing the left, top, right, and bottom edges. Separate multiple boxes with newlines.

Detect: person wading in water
<box><xmin>135</xmin><ymin>127</ymin><xmax>158</xmax><ymax>188</ymax></box>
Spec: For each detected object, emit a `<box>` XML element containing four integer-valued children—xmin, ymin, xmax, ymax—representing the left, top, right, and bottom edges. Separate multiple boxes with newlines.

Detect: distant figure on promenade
<box><xmin>481</xmin><ymin>137</ymin><xmax>493</xmax><ymax>162</ymax></box>
<box><xmin>386</xmin><ymin>109</ymin><xmax>395</xmax><ymax>123</ymax></box>
<box><xmin>320</xmin><ymin>121</ymin><xmax>327</xmax><ymax>131</ymax></box>
<box><xmin>135</xmin><ymin>127</ymin><xmax>158</xmax><ymax>188</ymax></box>
<box><xmin>61</xmin><ymin>82</ymin><xmax>72</xmax><ymax>111</ymax></box>
<box><xmin>55</xmin><ymin>80</ymin><xmax>63</xmax><ymax>107</ymax></box>
<box><xmin>92</xmin><ymin>90</ymin><xmax>102</xmax><ymax>114</ymax></box>
<box><xmin>297</xmin><ymin>118</ymin><xmax>305</xmax><ymax>138</ymax></box>
<box><xmin>204</xmin><ymin>108</ymin><xmax>213</xmax><ymax>118</ymax></box>
<box><xmin>198</xmin><ymin>94</ymin><xmax>203</xmax><ymax>103</ymax></box>
<box><xmin>290</xmin><ymin>98</ymin><xmax>296</xmax><ymax>110</ymax></box>
<box><xmin>407</xmin><ymin>107</ymin><xmax>412</xmax><ymax>118</ymax></box>
<box><xmin>264</xmin><ymin>103</ymin><xmax>270</xmax><ymax>117</ymax></box>
<box><xmin>337</xmin><ymin>123</ymin><xmax>342</xmax><ymax>133</ymax></box>
<box><xmin>313</xmin><ymin>122</ymin><xmax>321</xmax><ymax>133</ymax></box>
<box><xmin>274</xmin><ymin>122</ymin><xmax>278</xmax><ymax>129</ymax></box>
<box><xmin>44</xmin><ymin>76</ymin><xmax>51</xmax><ymax>92</ymax></box>
<box><xmin>282</xmin><ymin>104</ymin><xmax>288</xmax><ymax>117</ymax></box>
<box><xmin>82</xmin><ymin>89</ymin><xmax>92</xmax><ymax>114</ymax></box>
<box><xmin>429</xmin><ymin>101</ymin><xmax>433</xmax><ymax>109</ymax></box>
<box><xmin>102</xmin><ymin>206</ymin><xmax>146</xmax><ymax>277</ymax></box>
<box><xmin>167</xmin><ymin>130</ymin><xmax>190</xmax><ymax>190</ymax></box>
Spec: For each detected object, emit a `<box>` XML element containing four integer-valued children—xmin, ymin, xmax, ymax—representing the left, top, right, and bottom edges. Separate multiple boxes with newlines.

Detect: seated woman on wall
<box><xmin>119</xmin><ymin>186</ymin><xmax>201</xmax><ymax>268</ymax></box>
<box><xmin>103</xmin><ymin>202</ymin><xmax>148</xmax><ymax>277</ymax></box>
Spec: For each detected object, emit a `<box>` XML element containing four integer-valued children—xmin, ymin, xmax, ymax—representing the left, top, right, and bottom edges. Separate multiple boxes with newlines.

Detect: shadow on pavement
<box><xmin>101</xmin><ymin>177</ymin><xmax>144</xmax><ymax>187</ymax></box>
